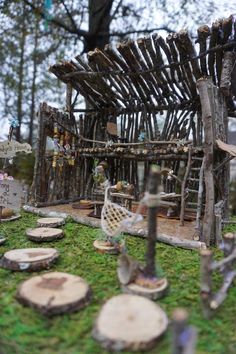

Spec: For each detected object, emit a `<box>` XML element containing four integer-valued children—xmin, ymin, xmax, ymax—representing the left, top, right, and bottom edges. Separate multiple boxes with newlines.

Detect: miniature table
<box><xmin>110</xmin><ymin>192</ymin><xmax>134</xmax><ymax>211</ymax></box>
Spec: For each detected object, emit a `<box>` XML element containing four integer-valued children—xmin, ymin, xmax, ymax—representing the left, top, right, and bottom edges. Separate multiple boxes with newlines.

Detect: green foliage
<box><xmin>0</xmin><ymin>212</ymin><xmax>236</xmax><ymax>353</ymax></box>
<box><xmin>0</xmin><ymin>153</ymin><xmax>35</xmax><ymax>186</ymax></box>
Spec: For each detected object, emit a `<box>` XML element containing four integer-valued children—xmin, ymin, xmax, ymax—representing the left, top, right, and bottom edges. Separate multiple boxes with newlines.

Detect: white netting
<box><xmin>101</xmin><ymin>187</ymin><xmax>143</xmax><ymax>237</ymax></box>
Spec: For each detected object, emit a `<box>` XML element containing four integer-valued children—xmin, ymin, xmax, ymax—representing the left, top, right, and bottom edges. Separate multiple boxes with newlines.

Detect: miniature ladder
<box><xmin>180</xmin><ymin>148</ymin><xmax>204</xmax><ymax>226</ymax></box>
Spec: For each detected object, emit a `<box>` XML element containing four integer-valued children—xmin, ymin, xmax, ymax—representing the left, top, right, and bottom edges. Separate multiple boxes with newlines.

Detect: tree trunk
<box><xmin>85</xmin><ymin>0</ymin><xmax>113</xmax><ymax>52</ymax></box>
<box><xmin>16</xmin><ymin>3</ymin><xmax>27</xmax><ymax>142</ymax></box>
<box><xmin>28</xmin><ymin>14</ymin><xmax>39</xmax><ymax>145</ymax></box>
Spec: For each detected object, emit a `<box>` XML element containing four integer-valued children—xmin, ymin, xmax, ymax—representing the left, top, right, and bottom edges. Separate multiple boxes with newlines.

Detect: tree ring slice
<box><xmin>0</xmin><ymin>248</ymin><xmax>59</xmax><ymax>271</ymax></box>
<box><xmin>93</xmin><ymin>294</ymin><xmax>168</xmax><ymax>351</ymax></box>
<box><xmin>37</xmin><ymin>217</ymin><xmax>65</xmax><ymax>228</ymax></box>
<box><xmin>26</xmin><ymin>228</ymin><xmax>64</xmax><ymax>242</ymax></box>
<box><xmin>17</xmin><ymin>271</ymin><xmax>91</xmax><ymax>315</ymax></box>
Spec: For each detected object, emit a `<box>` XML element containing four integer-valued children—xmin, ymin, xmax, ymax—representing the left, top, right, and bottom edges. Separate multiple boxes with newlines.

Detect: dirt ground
<box><xmin>39</xmin><ymin>203</ymin><xmax>197</xmax><ymax>241</ymax></box>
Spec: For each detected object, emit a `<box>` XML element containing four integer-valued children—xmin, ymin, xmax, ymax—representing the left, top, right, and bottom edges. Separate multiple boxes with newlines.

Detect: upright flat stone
<box><xmin>17</xmin><ymin>271</ymin><xmax>92</xmax><ymax>316</ymax></box>
<box><xmin>26</xmin><ymin>228</ymin><xmax>64</xmax><ymax>242</ymax></box>
<box><xmin>93</xmin><ymin>294</ymin><xmax>168</xmax><ymax>351</ymax></box>
<box><xmin>37</xmin><ymin>217</ymin><xmax>65</xmax><ymax>228</ymax></box>
<box><xmin>0</xmin><ymin>248</ymin><xmax>59</xmax><ymax>271</ymax></box>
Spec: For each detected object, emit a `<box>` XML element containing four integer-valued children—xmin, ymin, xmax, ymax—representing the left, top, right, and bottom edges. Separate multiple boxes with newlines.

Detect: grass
<box><xmin>0</xmin><ymin>211</ymin><xmax>236</xmax><ymax>354</ymax></box>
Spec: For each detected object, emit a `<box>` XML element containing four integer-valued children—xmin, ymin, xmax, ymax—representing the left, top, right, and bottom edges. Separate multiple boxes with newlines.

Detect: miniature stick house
<box><xmin>31</xmin><ymin>16</ymin><xmax>236</xmax><ymax>246</ymax></box>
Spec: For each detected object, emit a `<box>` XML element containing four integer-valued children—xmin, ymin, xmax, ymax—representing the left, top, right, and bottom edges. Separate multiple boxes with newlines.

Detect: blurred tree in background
<box><xmin>0</xmin><ymin>0</ymin><xmax>234</xmax><ymax>143</ymax></box>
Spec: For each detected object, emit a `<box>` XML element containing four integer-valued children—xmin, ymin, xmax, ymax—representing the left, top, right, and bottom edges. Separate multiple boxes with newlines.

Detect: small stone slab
<box><xmin>26</xmin><ymin>228</ymin><xmax>64</xmax><ymax>242</ymax></box>
<box><xmin>17</xmin><ymin>271</ymin><xmax>92</xmax><ymax>316</ymax></box>
<box><xmin>93</xmin><ymin>239</ymin><xmax>120</xmax><ymax>255</ymax></box>
<box><xmin>37</xmin><ymin>217</ymin><xmax>65</xmax><ymax>228</ymax></box>
<box><xmin>122</xmin><ymin>278</ymin><xmax>168</xmax><ymax>300</ymax></box>
<box><xmin>93</xmin><ymin>294</ymin><xmax>168</xmax><ymax>351</ymax></box>
<box><xmin>0</xmin><ymin>248</ymin><xmax>59</xmax><ymax>271</ymax></box>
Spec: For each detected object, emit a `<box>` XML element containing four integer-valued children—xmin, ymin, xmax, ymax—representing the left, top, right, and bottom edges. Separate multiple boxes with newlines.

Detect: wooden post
<box><xmin>220</xmin><ymin>52</ymin><xmax>236</xmax><ymax>96</ymax></box>
<box><xmin>200</xmin><ymin>249</ymin><xmax>213</xmax><ymax>319</ymax></box>
<box><xmin>222</xmin><ymin>233</ymin><xmax>235</xmax><ymax>257</ymax></box>
<box><xmin>171</xmin><ymin>308</ymin><xmax>197</xmax><ymax>354</ymax></box>
<box><xmin>66</xmin><ymin>83</ymin><xmax>73</xmax><ymax>112</ymax></box>
<box><xmin>214</xmin><ymin>200</ymin><xmax>224</xmax><ymax>246</ymax></box>
<box><xmin>180</xmin><ymin>147</ymin><xmax>192</xmax><ymax>226</ymax></box>
<box><xmin>0</xmin><ymin>206</ymin><xmax>2</xmax><ymax>223</ymax></box>
<box><xmin>144</xmin><ymin>165</ymin><xmax>160</xmax><ymax>278</ymax></box>
<box><xmin>196</xmin><ymin>78</ymin><xmax>215</xmax><ymax>246</ymax></box>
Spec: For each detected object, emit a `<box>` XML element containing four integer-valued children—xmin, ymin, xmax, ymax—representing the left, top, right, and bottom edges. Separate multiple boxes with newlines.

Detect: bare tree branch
<box><xmin>60</xmin><ymin>0</ymin><xmax>79</xmax><ymax>33</ymax></box>
<box><xmin>102</xmin><ymin>26</ymin><xmax>175</xmax><ymax>38</ymax></box>
<box><xmin>22</xmin><ymin>0</ymin><xmax>89</xmax><ymax>38</ymax></box>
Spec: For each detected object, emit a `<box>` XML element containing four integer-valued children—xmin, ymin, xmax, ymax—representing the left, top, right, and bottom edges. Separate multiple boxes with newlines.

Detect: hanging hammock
<box><xmin>101</xmin><ymin>187</ymin><xmax>143</xmax><ymax>237</ymax></box>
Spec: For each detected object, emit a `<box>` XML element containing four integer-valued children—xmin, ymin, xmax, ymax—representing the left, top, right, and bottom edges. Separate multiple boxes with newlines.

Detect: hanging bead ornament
<box><xmin>70</xmin><ymin>136</ymin><xmax>75</xmax><ymax>166</ymax></box>
<box><xmin>64</xmin><ymin>131</ymin><xmax>71</xmax><ymax>162</ymax></box>
<box><xmin>58</xmin><ymin>132</ymin><xmax>65</xmax><ymax>171</ymax></box>
<box><xmin>44</xmin><ymin>0</ymin><xmax>53</xmax><ymax>30</ymax></box>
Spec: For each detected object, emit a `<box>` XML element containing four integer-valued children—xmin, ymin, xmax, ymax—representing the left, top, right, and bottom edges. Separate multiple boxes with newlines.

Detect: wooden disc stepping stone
<box><xmin>122</xmin><ymin>278</ymin><xmax>168</xmax><ymax>301</ymax></box>
<box><xmin>93</xmin><ymin>239</ymin><xmax>120</xmax><ymax>255</ymax></box>
<box><xmin>37</xmin><ymin>217</ymin><xmax>65</xmax><ymax>228</ymax></box>
<box><xmin>0</xmin><ymin>248</ymin><xmax>59</xmax><ymax>271</ymax></box>
<box><xmin>17</xmin><ymin>271</ymin><xmax>92</xmax><ymax>316</ymax></box>
<box><xmin>26</xmin><ymin>228</ymin><xmax>64</xmax><ymax>242</ymax></box>
<box><xmin>93</xmin><ymin>294</ymin><xmax>168</xmax><ymax>351</ymax></box>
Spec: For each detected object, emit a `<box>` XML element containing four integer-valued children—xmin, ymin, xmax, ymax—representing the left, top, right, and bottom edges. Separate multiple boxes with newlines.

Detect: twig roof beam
<box><xmin>49</xmin><ymin>16</ymin><xmax>236</xmax><ymax>114</ymax></box>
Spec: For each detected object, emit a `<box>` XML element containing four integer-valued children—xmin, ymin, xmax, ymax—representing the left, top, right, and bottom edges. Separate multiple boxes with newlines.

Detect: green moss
<box><xmin>0</xmin><ymin>212</ymin><xmax>235</xmax><ymax>354</ymax></box>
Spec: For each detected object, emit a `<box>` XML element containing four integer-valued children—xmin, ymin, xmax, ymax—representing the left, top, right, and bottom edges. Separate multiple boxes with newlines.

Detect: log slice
<box><xmin>93</xmin><ymin>294</ymin><xmax>168</xmax><ymax>351</ymax></box>
<box><xmin>17</xmin><ymin>271</ymin><xmax>91</xmax><ymax>316</ymax></box>
<box><xmin>93</xmin><ymin>239</ymin><xmax>121</xmax><ymax>255</ymax></box>
<box><xmin>122</xmin><ymin>278</ymin><xmax>169</xmax><ymax>300</ymax></box>
<box><xmin>26</xmin><ymin>228</ymin><xmax>64</xmax><ymax>242</ymax></box>
<box><xmin>37</xmin><ymin>217</ymin><xmax>65</xmax><ymax>228</ymax></box>
<box><xmin>0</xmin><ymin>248</ymin><xmax>59</xmax><ymax>271</ymax></box>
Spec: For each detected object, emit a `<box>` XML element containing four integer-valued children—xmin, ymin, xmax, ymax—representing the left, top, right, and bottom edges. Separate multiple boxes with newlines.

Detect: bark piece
<box><xmin>17</xmin><ymin>271</ymin><xmax>91</xmax><ymax>316</ymax></box>
<box><xmin>93</xmin><ymin>239</ymin><xmax>120</xmax><ymax>255</ymax></box>
<box><xmin>26</xmin><ymin>228</ymin><xmax>64</xmax><ymax>242</ymax></box>
<box><xmin>117</xmin><ymin>254</ymin><xmax>141</xmax><ymax>285</ymax></box>
<box><xmin>0</xmin><ymin>248</ymin><xmax>59</xmax><ymax>271</ymax></box>
<box><xmin>37</xmin><ymin>217</ymin><xmax>65</xmax><ymax>228</ymax></box>
<box><xmin>220</xmin><ymin>52</ymin><xmax>235</xmax><ymax>96</ymax></box>
<box><xmin>121</xmin><ymin>278</ymin><xmax>168</xmax><ymax>300</ymax></box>
<box><xmin>93</xmin><ymin>294</ymin><xmax>168</xmax><ymax>351</ymax></box>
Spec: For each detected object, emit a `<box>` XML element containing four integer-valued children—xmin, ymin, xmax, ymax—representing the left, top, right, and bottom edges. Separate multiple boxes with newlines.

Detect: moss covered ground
<box><xmin>0</xmin><ymin>211</ymin><xmax>235</xmax><ymax>354</ymax></box>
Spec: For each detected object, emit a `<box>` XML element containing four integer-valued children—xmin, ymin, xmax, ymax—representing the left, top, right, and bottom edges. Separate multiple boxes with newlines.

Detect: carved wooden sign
<box><xmin>107</xmin><ymin>122</ymin><xmax>117</xmax><ymax>136</ymax></box>
<box><xmin>0</xmin><ymin>180</ymin><xmax>23</xmax><ymax>209</ymax></box>
<box><xmin>0</xmin><ymin>140</ymin><xmax>32</xmax><ymax>158</ymax></box>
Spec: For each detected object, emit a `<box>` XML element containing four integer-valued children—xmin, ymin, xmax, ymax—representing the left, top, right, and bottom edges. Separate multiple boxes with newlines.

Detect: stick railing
<box><xmin>200</xmin><ymin>233</ymin><xmax>236</xmax><ymax>318</ymax></box>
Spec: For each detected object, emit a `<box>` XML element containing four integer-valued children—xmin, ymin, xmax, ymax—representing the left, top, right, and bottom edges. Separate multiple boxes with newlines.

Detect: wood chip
<box><xmin>122</xmin><ymin>278</ymin><xmax>169</xmax><ymax>300</ymax></box>
<box><xmin>93</xmin><ymin>239</ymin><xmax>120</xmax><ymax>255</ymax></box>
